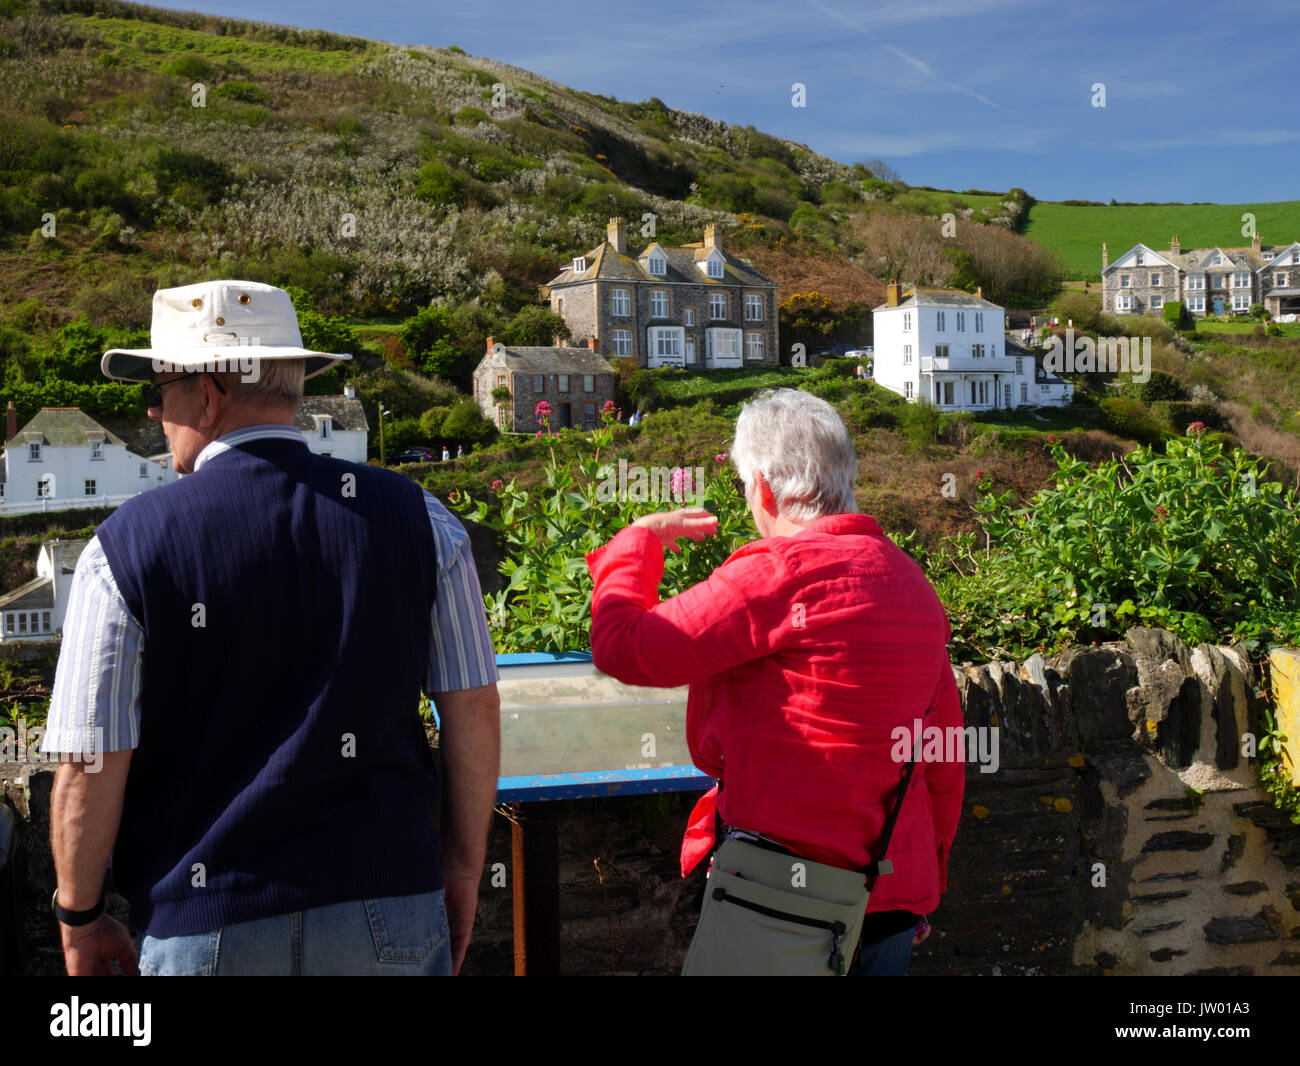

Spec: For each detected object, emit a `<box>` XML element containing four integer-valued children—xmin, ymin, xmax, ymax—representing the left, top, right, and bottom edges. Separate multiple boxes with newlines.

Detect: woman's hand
<box><xmin>630</xmin><ymin>508</ymin><xmax>718</xmax><ymax>552</ymax></box>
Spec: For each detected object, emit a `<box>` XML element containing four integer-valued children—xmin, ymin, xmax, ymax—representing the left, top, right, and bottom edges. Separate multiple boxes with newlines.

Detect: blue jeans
<box><xmin>848</xmin><ymin>927</ymin><xmax>914</xmax><ymax>976</ymax></box>
<box><xmin>138</xmin><ymin>890</ymin><xmax>452</xmax><ymax>976</ymax></box>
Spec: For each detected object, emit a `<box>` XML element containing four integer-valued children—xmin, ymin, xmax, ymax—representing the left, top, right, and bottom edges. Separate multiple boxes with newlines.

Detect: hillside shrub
<box><xmin>441</xmin><ymin>399</ymin><xmax>497</xmax><ymax>450</ymax></box>
<box><xmin>932</xmin><ymin>431</ymin><xmax>1300</xmax><ymax>662</ymax></box>
<box><xmin>1098</xmin><ymin>396</ymin><xmax>1163</xmax><ymax>444</ymax></box>
<box><xmin>449</xmin><ymin>410</ymin><xmax>751</xmax><ymax>653</ymax></box>
<box><xmin>1149</xmin><ymin>401</ymin><xmax>1228</xmax><ymax>435</ymax></box>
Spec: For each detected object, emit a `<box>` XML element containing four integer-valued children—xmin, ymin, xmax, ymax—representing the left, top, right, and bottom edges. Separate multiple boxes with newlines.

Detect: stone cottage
<box><xmin>472</xmin><ymin>337</ymin><xmax>617</xmax><ymax>433</ymax></box>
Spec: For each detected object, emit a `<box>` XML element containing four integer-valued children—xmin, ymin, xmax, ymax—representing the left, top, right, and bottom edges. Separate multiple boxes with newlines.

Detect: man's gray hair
<box><xmin>730</xmin><ymin>388</ymin><xmax>857</xmax><ymax>522</ymax></box>
<box><xmin>181</xmin><ymin>358</ymin><xmax>305</xmax><ymax>407</ymax></box>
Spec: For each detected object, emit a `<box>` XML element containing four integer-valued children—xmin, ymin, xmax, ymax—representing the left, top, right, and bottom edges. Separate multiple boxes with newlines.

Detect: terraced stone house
<box><xmin>542</xmin><ymin>218</ymin><xmax>780</xmax><ymax>368</ymax></box>
<box><xmin>472</xmin><ymin>337</ymin><xmax>617</xmax><ymax>433</ymax></box>
<box><xmin>1101</xmin><ymin>235</ymin><xmax>1300</xmax><ymax>321</ymax></box>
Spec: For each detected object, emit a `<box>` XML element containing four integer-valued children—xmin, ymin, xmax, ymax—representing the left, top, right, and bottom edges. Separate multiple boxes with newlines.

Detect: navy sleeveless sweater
<box><xmin>96</xmin><ymin>437</ymin><xmax>441</xmax><ymax>938</ymax></box>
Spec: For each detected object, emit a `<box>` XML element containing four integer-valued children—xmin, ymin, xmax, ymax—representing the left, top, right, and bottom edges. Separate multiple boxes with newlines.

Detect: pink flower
<box><xmin>535</xmin><ymin>400</ymin><xmax>552</xmax><ymax>416</ymax></box>
<box><xmin>1187</xmin><ymin>421</ymin><xmax>1206</xmax><ymax>435</ymax></box>
<box><xmin>1046</xmin><ymin>434</ymin><xmax>1058</xmax><ymax>443</ymax></box>
<box><xmin>669</xmin><ymin>467</ymin><xmax>694</xmax><ymax>499</ymax></box>
<box><xmin>1154</xmin><ymin>504</ymin><xmax>1168</xmax><ymax>522</ymax></box>
<box><xmin>535</xmin><ymin>430</ymin><xmax>544</xmax><ymax>438</ymax></box>
<box><xmin>491</xmin><ymin>479</ymin><xmax>503</xmax><ymax>491</ymax></box>
<box><xmin>975</xmin><ymin>469</ymin><xmax>984</xmax><ymax>478</ymax></box>
<box><xmin>715</xmin><ymin>453</ymin><xmax>727</xmax><ymax>463</ymax></box>
<box><xmin>602</xmin><ymin>400</ymin><xmax>615</xmax><ymax>411</ymax></box>
<box><xmin>448</xmin><ymin>490</ymin><xmax>459</xmax><ymax>502</ymax></box>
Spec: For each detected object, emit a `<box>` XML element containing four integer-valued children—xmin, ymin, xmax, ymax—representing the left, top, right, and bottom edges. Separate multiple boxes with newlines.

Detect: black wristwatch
<box><xmin>51</xmin><ymin>888</ymin><xmax>105</xmax><ymax>926</ymax></box>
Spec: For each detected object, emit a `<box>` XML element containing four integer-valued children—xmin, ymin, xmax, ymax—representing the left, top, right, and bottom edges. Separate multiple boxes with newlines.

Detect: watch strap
<box><xmin>52</xmin><ymin>888</ymin><xmax>105</xmax><ymax>926</ymax></box>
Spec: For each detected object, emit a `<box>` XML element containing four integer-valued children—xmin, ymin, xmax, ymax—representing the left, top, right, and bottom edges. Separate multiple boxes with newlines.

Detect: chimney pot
<box><xmin>886</xmin><ymin>282</ymin><xmax>899</xmax><ymax>308</ymax></box>
<box><xmin>587</xmin><ymin>337</ymin><xmax>597</xmax><ymax>351</ymax></box>
<box><xmin>704</xmin><ymin>223</ymin><xmax>719</xmax><ymax>250</ymax></box>
<box><xmin>5</xmin><ymin>400</ymin><xmax>15</xmax><ymax>442</ymax></box>
<box><xmin>486</xmin><ymin>335</ymin><xmax>495</xmax><ymax>353</ymax></box>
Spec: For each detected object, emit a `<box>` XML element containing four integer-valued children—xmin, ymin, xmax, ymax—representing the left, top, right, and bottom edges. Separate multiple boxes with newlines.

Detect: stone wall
<box><xmin>6</xmin><ymin>627</ymin><xmax>1299</xmax><ymax>975</ymax></box>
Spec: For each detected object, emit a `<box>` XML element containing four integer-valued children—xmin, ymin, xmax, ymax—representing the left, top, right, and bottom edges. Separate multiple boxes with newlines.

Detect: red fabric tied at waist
<box><xmin>681</xmin><ymin>785</ymin><xmax>718</xmax><ymax>877</ymax></box>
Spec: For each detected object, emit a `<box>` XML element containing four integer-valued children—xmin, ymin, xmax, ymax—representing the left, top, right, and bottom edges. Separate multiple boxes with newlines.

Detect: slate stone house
<box><xmin>472</xmin><ymin>337</ymin><xmax>617</xmax><ymax>433</ymax></box>
<box><xmin>542</xmin><ymin>218</ymin><xmax>780</xmax><ymax>368</ymax></box>
<box><xmin>1101</xmin><ymin>235</ymin><xmax>1300</xmax><ymax>320</ymax></box>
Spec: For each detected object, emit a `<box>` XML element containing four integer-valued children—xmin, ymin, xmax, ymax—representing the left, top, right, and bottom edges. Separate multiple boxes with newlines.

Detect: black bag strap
<box><xmin>862</xmin><ymin>754</ymin><xmax>916</xmax><ymax>888</ymax></box>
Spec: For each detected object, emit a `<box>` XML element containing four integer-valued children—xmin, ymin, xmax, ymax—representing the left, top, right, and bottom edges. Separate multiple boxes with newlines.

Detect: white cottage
<box><xmin>294</xmin><ymin>385</ymin><xmax>370</xmax><ymax>464</ymax></box>
<box><xmin>0</xmin><ymin>538</ymin><xmax>87</xmax><ymax>642</ymax></box>
<box><xmin>1</xmin><ymin>406</ymin><xmax>174</xmax><ymax>510</ymax></box>
<box><xmin>872</xmin><ymin>285</ymin><xmax>1071</xmax><ymax>411</ymax></box>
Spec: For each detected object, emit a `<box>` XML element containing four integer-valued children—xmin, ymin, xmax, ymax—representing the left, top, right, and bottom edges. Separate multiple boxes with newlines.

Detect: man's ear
<box><xmin>197</xmin><ymin>374</ymin><xmax>229</xmax><ymax>429</ymax></box>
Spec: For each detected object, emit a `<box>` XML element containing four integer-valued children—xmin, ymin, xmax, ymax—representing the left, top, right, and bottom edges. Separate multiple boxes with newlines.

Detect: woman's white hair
<box><xmin>730</xmin><ymin>388</ymin><xmax>857</xmax><ymax>521</ymax></box>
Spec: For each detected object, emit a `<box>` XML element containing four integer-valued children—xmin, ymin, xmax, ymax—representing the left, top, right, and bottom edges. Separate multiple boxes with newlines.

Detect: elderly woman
<box><xmin>586</xmin><ymin>388</ymin><xmax>964</xmax><ymax>975</ymax></box>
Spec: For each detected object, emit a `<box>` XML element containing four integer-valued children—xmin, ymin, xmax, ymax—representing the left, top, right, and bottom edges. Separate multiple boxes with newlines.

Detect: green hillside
<box><xmin>1023</xmin><ymin>200</ymin><xmax>1300</xmax><ymax>278</ymax></box>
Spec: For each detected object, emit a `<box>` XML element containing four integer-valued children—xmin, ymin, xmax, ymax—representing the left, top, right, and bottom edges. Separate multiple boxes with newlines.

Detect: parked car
<box><xmin>844</xmin><ymin>347</ymin><xmax>873</xmax><ymax>359</ymax></box>
<box><xmin>392</xmin><ymin>447</ymin><xmax>436</xmax><ymax>465</ymax></box>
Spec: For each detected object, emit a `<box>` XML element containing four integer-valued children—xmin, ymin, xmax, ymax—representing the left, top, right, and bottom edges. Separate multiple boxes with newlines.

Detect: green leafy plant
<box><xmin>1257</xmin><ymin>707</ymin><xmax>1300</xmax><ymax>825</ymax></box>
<box><xmin>449</xmin><ymin>406</ymin><xmax>751</xmax><ymax>653</ymax></box>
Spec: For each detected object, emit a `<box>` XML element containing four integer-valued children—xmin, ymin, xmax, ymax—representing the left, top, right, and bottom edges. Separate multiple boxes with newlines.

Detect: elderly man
<box><xmin>42</xmin><ymin>280</ymin><xmax>500</xmax><ymax>976</ymax></box>
<box><xmin>586</xmin><ymin>388</ymin><xmax>964</xmax><ymax>975</ymax></box>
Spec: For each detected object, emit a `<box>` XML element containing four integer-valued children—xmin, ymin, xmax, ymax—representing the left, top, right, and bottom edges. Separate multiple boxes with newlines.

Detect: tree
<box><xmin>502</xmin><ymin>305</ymin><xmax>570</xmax><ymax>347</ymax></box>
<box><xmin>441</xmin><ymin>400</ymin><xmax>496</xmax><ymax>449</ymax></box>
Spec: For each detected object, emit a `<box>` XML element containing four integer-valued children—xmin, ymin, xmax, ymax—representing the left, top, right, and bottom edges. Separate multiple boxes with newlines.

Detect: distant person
<box><xmin>586</xmin><ymin>388</ymin><xmax>964</xmax><ymax>976</ymax></box>
<box><xmin>442</xmin><ymin>445</ymin><xmax>450</xmax><ymax>462</ymax></box>
<box><xmin>456</xmin><ymin>445</ymin><xmax>463</xmax><ymax>460</ymax></box>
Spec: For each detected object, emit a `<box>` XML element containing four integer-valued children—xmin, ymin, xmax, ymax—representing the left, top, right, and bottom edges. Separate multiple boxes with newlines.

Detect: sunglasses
<box><xmin>142</xmin><ymin>373</ymin><xmax>227</xmax><ymax>408</ymax></box>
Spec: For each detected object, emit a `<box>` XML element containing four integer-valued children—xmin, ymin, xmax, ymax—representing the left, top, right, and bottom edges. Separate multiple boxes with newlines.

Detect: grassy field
<box><xmin>1023</xmin><ymin>200</ymin><xmax>1300</xmax><ymax>277</ymax></box>
<box><xmin>892</xmin><ymin>189</ymin><xmax>1009</xmax><ymax>222</ymax></box>
<box><xmin>652</xmin><ymin>366</ymin><xmax>812</xmax><ymax>399</ymax></box>
<box><xmin>1193</xmin><ymin>320</ymin><xmax>1300</xmax><ymax>337</ymax></box>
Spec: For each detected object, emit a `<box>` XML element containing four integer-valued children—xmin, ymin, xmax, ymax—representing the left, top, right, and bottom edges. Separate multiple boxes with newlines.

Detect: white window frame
<box><xmin>936</xmin><ymin>311</ymin><xmax>946</xmax><ymax>331</ymax></box>
<box><xmin>1232</xmin><ymin>292</ymin><xmax>1250</xmax><ymax>311</ymax></box>
<box><xmin>1150</xmin><ymin>272</ymin><xmax>1161</xmax><ymax>287</ymax></box>
<box><xmin>583</xmin><ymin>374</ymin><xmax>595</xmax><ymax>393</ymax></box>
<box><xmin>1116</xmin><ymin>294</ymin><xmax>1133</xmax><ymax>311</ymax></box>
<box><xmin>903</xmin><ymin>311</ymin><xmax>912</xmax><ymax>331</ymax></box>
<box><xmin>974</xmin><ymin>312</ymin><xmax>984</xmax><ymax>332</ymax></box>
<box><xmin>934</xmin><ymin>343</ymin><xmax>950</xmax><ymax>360</ymax></box>
<box><xmin>1187</xmin><ymin>295</ymin><xmax>1205</xmax><ymax>312</ymax></box>
<box><xmin>90</xmin><ymin>441</ymin><xmax>103</xmax><ymax>459</ymax></box>
<box><xmin>572</xmin><ymin>257</ymin><xmax>587</xmax><ymax>274</ymax></box>
<box><xmin>706</xmin><ymin>257</ymin><xmax>724</xmax><ymax>279</ymax></box>
<box><xmin>1232</xmin><ymin>271</ymin><xmax>1250</xmax><ymax>289</ymax></box>
<box><xmin>745</xmin><ymin>332</ymin><xmax>765</xmax><ymax>361</ymax></box>
<box><xmin>1015</xmin><ymin>357</ymin><xmax>1024</xmax><ymax>375</ymax></box>
<box><xmin>648</xmin><ymin>254</ymin><xmax>666</xmax><ymax>276</ymax></box>
<box><xmin>647</xmin><ymin>327</ymin><xmax>683</xmax><ymax>366</ymax></box>
<box><xmin>955</xmin><ymin>311</ymin><xmax>965</xmax><ymax>332</ymax></box>
<box><xmin>532</xmin><ymin>374</ymin><xmax>545</xmax><ymax>394</ymax></box>
<box><xmin>611</xmin><ymin>289</ymin><xmax>631</xmax><ymax>317</ymax></box>
<box><xmin>1135</xmin><ymin>251</ymin><xmax>1144</xmax><ymax>265</ymax></box>
<box><xmin>1275</xmin><ymin>272</ymin><xmax>1289</xmax><ymax>288</ymax></box>
<box><xmin>1150</xmin><ymin>294</ymin><xmax>1163</xmax><ymax>310</ymax></box>
<box><xmin>651</xmin><ymin>290</ymin><xmax>668</xmax><ymax>318</ymax></box>
<box><xmin>139</xmin><ymin>462</ymin><xmax>148</xmax><ymax>478</ymax></box>
<box><xmin>745</xmin><ymin>294</ymin><xmax>763</xmax><ymax>321</ymax></box>
<box><xmin>612</xmin><ymin>330</ymin><xmax>633</xmax><ymax>356</ymax></box>
<box><xmin>84</xmin><ymin>479</ymin><xmax>96</xmax><ymax>496</ymax></box>
<box><xmin>28</xmin><ymin>443</ymin><xmax>40</xmax><ymax>461</ymax></box>
<box><xmin>971</xmin><ymin>343</ymin><xmax>985</xmax><ymax>359</ymax></box>
<box><xmin>904</xmin><ymin>381</ymin><xmax>913</xmax><ymax>400</ymax></box>
<box><xmin>1187</xmin><ymin>273</ymin><xmax>1204</xmax><ymax>291</ymax></box>
<box><xmin>903</xmin><ymin>344</ymin><xmax>912</xmax><ymax>365</ymax></box>
<box><xmin>557</xmin><ymin>374</ymin><xmax>570</xmax><ymax>393</ymax></box>
<box><xmin>1119</xmin><ymin>274</ymin><xmax>1131</xmax><ymax>288</ymax></box>
<box><xmin>1020</xmin><ymin>382</ymin><xmax>1028</xmax><ymax>402</ymax></box>
<box><xmin>709</xmin><ymin>293</ymin><xmax>727</xmax><ymax>320</ymax></box>
<box><xmin>705</xmin><ymin>327</ymin><xmax>742</xmax><ymax>367</ymax></box>
<box><xmin>684</xmin><ymin>308</ymin><xmax>695</xmax><ymax>327</ymax></box>
<box><xmin>319</xmin><ymin>417</ymin><xmax>331</xmax><ymax>439</ymax></box>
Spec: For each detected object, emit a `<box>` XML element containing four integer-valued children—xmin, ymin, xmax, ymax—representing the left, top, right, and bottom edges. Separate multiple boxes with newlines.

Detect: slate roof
<box><xmin>7</xmin><ymin>408</ymin><xmax>124</xmax><ymax>447</ymax></box>
<box><xmin>1104</xmin><ymin>242</ymin><xmax>1297</xmax><ymax>275</ymax></box>
<box><xmin>479</xmin><ymin>346</ymin><xmax>617</xmax><ymax>375</ymax></box>
<box><xmin>873</xmin><ymin>287</ymin><xmax>1002</xmax><ymax>312</ymax></box>
<box><xmin>294</xmin><ymin>395</ymin><xmax>369</xmax><ymax>433</ymax></box>
<box><xmin>1005</xmin><ymin>337</ymin><xmax>1068</xmax><ymax>384</ymax></box>
<box><xmin>546</xmin><ymin>239</ymin><xmax>776</xmax><ymax>290</ymax></box>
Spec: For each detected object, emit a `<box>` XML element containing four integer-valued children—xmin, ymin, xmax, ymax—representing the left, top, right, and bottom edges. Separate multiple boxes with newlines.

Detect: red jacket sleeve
<box><xmin>585</xmin><ymin>527</ymin><xmax>782</xmax><ymax>689</ymax></box>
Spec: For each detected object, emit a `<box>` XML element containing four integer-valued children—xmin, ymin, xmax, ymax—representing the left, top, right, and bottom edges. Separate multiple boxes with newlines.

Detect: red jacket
<box><xmin>587</xmin><ymin>514</ymin><xmax>965</xmax><ymax>914</ymax></box>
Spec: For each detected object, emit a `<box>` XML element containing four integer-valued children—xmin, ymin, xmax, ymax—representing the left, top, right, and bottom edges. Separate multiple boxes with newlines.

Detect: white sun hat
<box><xmin>101</xmin><ymin>280</ymin><xmax>351</xmax><ymax>382</ymax></box>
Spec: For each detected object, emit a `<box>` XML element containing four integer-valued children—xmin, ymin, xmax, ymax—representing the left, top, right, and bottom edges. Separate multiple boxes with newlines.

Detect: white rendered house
<box><xmin>872</xmin><ymin>285</ymin><xmax>1071</xmax><ymax>410</ymax></box>
<box><xmin>0</xmin><ymin>538</ymin><xmax>87</xmax><ymax>641</ymax></box>
<box><xmin>295</xmin><ymin>385</ymin><xmax>369</xmax><ymax>464</ymax></box>
<box><xmin>1</xmin><ymin>406</ymin><xmax>174</xmax><ymax>508</ymax></box>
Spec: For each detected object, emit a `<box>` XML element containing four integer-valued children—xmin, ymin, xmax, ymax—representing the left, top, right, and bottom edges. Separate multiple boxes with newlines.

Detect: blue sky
<box><xmin>149</xmin><ymin>0</ymin><xmax>1300</xmax><ymax>204</ymax></box>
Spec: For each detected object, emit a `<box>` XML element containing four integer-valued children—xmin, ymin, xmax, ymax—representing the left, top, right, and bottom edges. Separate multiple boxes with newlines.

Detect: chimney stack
<box><xmin>343</xmin><ymin>384</ymin><xmax>356</xmax><ymax>399</ymax></box>
<box><xmin>587</xmin><ymin>337</ymin><xmax>598</xmax><ymax>352</ymax></box>
<box><xmin>1170</xmin><ymin>234</ymin><xmax>1180</xmax><ymax>255</ymax></box>
<box><xmin>703</xmin><ymin>223</ymin><xmax>719</xmax><ymax>251</ymax></box>
<box><xmin>1101</xmin><ymin>242</ymin><xmax>1108</xmax><ymax>270</ymax></box>
<box><xmin>5</xmin><ymin>401</ymin><xmax>14</xmax><ymax>442</ymax></box>
<box><xmin>607</xmin><ymin>217</ymin><xmax>627</xmax><ymax>255</ymax></box>
<box><xmin>886</xmin><ymin>282</ymin><xmax>899</xmax><ymax>308</ymax></box>
<box><xmin>486</xmin><ymin>335</ymin><xmax>496</xmax><ymax>354</ymax></box>
<box><xmin>1252</xmin><ymin>232</ymin><xmax>1262</xmax><ymax>255</ymax></box>
<box><xmin>976</xmin><ymin>285</ymin><xmax>983</xmax><ymax>298</ymax></box>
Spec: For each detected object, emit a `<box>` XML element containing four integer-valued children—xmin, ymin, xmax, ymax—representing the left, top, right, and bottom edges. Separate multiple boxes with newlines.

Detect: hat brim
<box><xmin>101</xmin><ymin>348</ymin><xmax>351</xmax><ymax>383</ymax></box>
